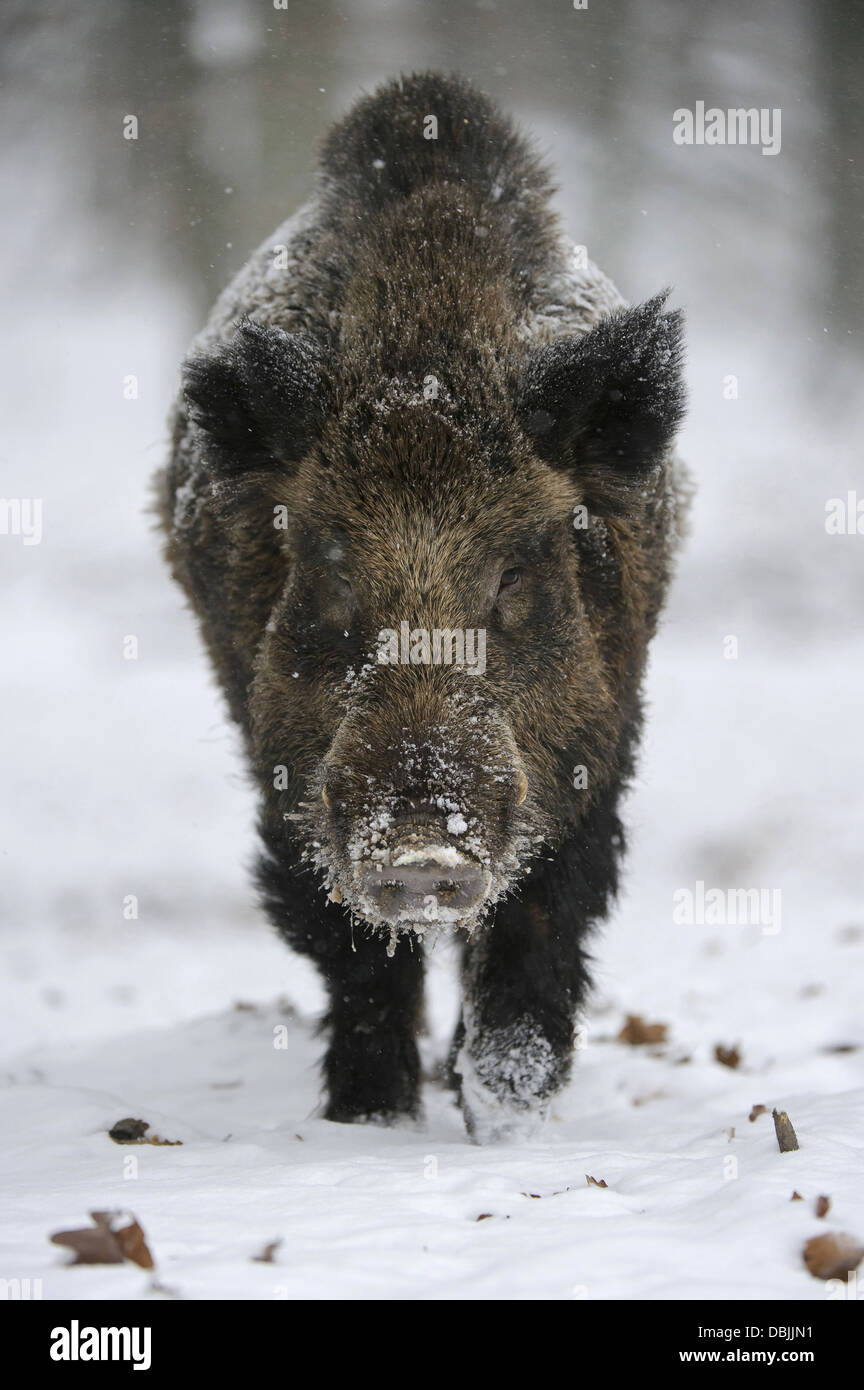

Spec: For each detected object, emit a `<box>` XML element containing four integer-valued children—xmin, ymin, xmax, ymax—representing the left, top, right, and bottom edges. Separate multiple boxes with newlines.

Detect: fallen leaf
<box><xmin>252</xmin><ymin>1239</ymin><xmax>282</xmax><ymax>1263</ymax></box>
<box><xmin>475</xmin><ymin>1213</ymin><xmax>494</xmax><ymax>1222</ymax></box>
<box><xmin>803</xmin><ymin>1232</ymin><xmax>864</xmax><ymax>1281</ymax></box>
<box><xmin>108</xmin><ymin>1118</ymin><xmax>181</xmax><ymax>1147</ymax></box>
<box><xmin>749</xmin><ymin>1104</ymin><xmax>768</xmax><ymax>1123</ymax></box>
<box><xmin>520</xmin><ymin>1192</ymin><xmax>542</xmax><ymax>1199</ymax></box>
<box><xmin>714</xmin><ymin>1044</ymin><xmax>741</xmax><ymax>1070</ymax></box>
<box><xmin>773</xmin><ymin>1108</ymin><xmax>799</xmax><ymax>1153</ymax></box>
<box><xmin>632</xmin><ymin>1089</ymin><xmax>668</xmax><ymax>1107</ymax></box>
<box><xmin>51</xmin><ymin>1211</ymin><xmax>154</xmax><ymax>1270</ymax></box>
<box><xmin>50</xmin><ymin>1225</ymin><xmax>124</xmax><ymax>1265</ymax></box>
<box><xmin>113</xmin><ymin>1220</ymin><xmax>155</xmax><ymax>1270</ymax></box>
<box><xmin>586</xmin><ymin>1175</ymin><xmax>608</xmax><ymax>1188</ymax></box>
<box><xmin>815</xmin><ymin>1195</ymin><xmax>831</xmax><ymax>1219</ymax></box>
<box><xmin>108</xmin><ymin>1118</ymin><xmax>149</xmax><ymax>1143</ymax></box>
<box><xmin>617</xmin><ymin>1014</ymin><xmax>668</xmax><ymax>1046</ymax></box>
<box><xmin>791</xmin><ymin>1191</ymin><xmax>804</xmax><ymax>1202</ymax></box>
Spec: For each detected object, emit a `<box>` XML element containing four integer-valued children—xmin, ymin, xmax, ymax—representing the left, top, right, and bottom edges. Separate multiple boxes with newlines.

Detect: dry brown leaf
<box><xmin>790</xmin><ymin>1191</ymin><xmax>804</xmax><ymax>1202</ymax></box>
<box><xmin>108</xmin><ymin>1118</ymin><xmax>149</xmax><ymax>1143</ymax></box>
<box><xmin>749</xmin><ymin>1104</ymin><xmax>768</xmax><ymax>1122</ymax></box>
<box><xmin>815</xmin><ymin>1195</ymin><xmax>831</xmax><ymax>1219</ymax></box>
<box><xmin>252</xmin><ymin>1239</ymin><xmax>282</xmax><ymax>1263</ymax></box>
<box><xmin>475</xmin><ymin>1213</ymin><xmax>494</xmax><ymax>1222</ymax></box>
<box><xmin>714</xmin><ymin>1044</ymin><xmax>741</xmax><ymax>1070</ymax></box>
<box><xmin>108</xmin><ymin>1117</ymin><xmax>181</xmax><ymax>1147</ymax></box>
<box><xmin>586</xmin><ymin>1175</ymin><xmax>608</xmax><ymax>1188</ymax></box>
<box><xmin>773</xmin><ymin>1108</ymin><xmax>799</xmax><ymax>1153</ymax></box>
<box><xmin>617</xmin><ymin>1014</ymin><xmax>668</xmax><ymax>1046</ymax></box>
<box><xmin>803</xmin><ymin>1232</ymin><xmax>864</xmax><ymax>1281</ymax></box>
<box><xmin>112</xmin><ymin>1220</ymin><xmax>154</xmax><ymax>1270</ymax></box>
<box><xmin>632</xmin><ymin>1089</ymin><xmax>669</xmax><ymax>1107</ymax></box>
<box><xmin>50</xmin><ymin>1211</ymin><xmax>154</xmax><ymax>1269</ymax></box>
<box><xmin>50</xmin><ymin>1225</ymin><xmax>124</xmax><ymax>1265</ymax></box>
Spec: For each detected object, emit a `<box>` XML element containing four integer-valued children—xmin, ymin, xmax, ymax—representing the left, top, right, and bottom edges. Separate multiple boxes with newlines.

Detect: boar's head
<box><xmin>183</xmin><ymin>296</ymin><xmax>684</xmax><ymax>942</ymax></box>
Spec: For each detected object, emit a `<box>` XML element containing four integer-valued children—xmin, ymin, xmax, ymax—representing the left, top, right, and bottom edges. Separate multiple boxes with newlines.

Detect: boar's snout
<box><xmin>360</xmin><ymin>851</ymin><xmax>490</xmax><ymax>925</ymax></box>
<box><xmin>350</xmin><ymin>808</ymin><xmax>494</xmax><ymax>927</ymax></box>
<box><xmin>310</xmin><ymin>697</ymin><xmax>531</xmax><ymax>933</ymax></box>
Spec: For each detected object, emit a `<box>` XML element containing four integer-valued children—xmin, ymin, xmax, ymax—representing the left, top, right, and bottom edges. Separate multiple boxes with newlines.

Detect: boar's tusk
<box><xmin>321</xmin><ymin>785</ymin><xmax>332</xmax><ymax>810</ymax></box>
<box><xmin>514</xmin><ymin>769</ymin><xmax>528</xmax><ymax>806</ymax></box>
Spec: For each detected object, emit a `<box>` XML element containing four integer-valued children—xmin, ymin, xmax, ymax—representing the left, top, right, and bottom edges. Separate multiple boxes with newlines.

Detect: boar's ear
<box><xmin>518</xmin><ymin>294</ymin><xmax>685</xmax><ymax>506</ymax></box>
<box><xmin>182</xmin><ymin>318</ymin><xmax>327</xmax><ymax>477</ymax></box>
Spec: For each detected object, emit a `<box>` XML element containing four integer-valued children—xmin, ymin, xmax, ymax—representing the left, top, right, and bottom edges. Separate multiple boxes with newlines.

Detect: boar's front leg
<box><xmin>258</xmin><ymin>847</ymin><xmax>425</xmax><ymax>1124</ymax></box>
<box><xmin>455</xmin><ymin>906</ymin><xmax>587</xmax><ymax>1144</ymax></box>
<box><xmin>454</xmin><ymin>822</ymin><xmax>618</xmax><ymax>1143</ymax></box>
<box><xmin>322</xmin><ymin>932</ymin><xmax>424</xmax><ymax>1125</ymax></box>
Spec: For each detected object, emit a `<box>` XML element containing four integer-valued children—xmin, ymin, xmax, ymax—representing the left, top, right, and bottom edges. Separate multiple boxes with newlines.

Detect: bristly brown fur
<box><xmin>155</xmin><ymin>72</ymin><xmax>689</xmax><ymax>1142</ymax></box>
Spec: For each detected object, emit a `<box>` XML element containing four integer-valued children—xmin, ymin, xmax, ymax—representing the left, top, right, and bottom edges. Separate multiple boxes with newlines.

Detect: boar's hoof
<box><xmin>461</xmin><ymin>1086</ymin><xmax>548</xmax><ymax>1147</ymax></box>
<box><xmin>325</xmin><ymin>1104</ymin><xmax>422</xmax><ymax>1129</ymax></box>
<box><xmin>455</xmin><ymin>1024</ymin><xmax>561</xmax><ymax>1143</ymax></box>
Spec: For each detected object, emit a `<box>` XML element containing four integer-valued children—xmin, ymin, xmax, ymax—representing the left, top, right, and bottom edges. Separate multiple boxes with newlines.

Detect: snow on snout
<box><xmin>391</xmin><ymin>844</ymin><xmax>467</xmax><ymax>869</ymax></box>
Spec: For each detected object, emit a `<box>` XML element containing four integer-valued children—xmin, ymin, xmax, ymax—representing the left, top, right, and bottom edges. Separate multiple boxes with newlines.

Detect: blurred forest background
<box><xmin>1</xmin><ymin>0</ymin><xmax>861</xmax><ymax>1045</ymax></box>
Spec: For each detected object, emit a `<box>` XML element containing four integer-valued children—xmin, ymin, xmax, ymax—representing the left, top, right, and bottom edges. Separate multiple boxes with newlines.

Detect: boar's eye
<box><xmin>335</xmin><ymin>573</ymin><xmax>353</xmax><ymax>596</ymax></box>
<box><xmin>497</xmin><ymin>566</ymin><xmax>522</xmax><ymax>596</ymax></box>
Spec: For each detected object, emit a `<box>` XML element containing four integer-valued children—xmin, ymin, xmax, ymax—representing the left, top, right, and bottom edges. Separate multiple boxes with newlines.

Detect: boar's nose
<box><xmin>361</xmin><ymin>857</ymin><xmax>488</xmax><ymax>923</ymax></box>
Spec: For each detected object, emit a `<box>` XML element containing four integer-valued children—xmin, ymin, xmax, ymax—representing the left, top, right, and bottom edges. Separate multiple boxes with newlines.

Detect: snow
<box><xmin>391</xmin><ymin>844</ymin><xmax>466</xmax><ymax>868</ymax></box>
<box><xmin>2</xmin><ymin>986</ymin><xmax>862</xmax><ymax>1301</ymax></box>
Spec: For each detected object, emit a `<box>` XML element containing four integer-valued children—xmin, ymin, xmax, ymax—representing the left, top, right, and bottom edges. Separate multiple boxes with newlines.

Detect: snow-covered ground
<box><xmin>1</xmin><ymin>0</ymin><xmax>862</xmax><ymax>1301</ymax></box>
<box><xmin>3</xmin><ymin>990</ymin><xmax>863</xmax><ymax>1302</ymax></box>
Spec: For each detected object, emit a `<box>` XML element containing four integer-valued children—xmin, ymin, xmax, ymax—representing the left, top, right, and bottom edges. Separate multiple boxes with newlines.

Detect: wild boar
<box><xmin>157</xmin><ymin>72</ymin><xmax>688</xmax><ymax>1143</ymax></box>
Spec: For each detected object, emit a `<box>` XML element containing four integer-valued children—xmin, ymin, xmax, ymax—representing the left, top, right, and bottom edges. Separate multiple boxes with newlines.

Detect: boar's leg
<box><xmin>453</xmin><ymin>809</ymin><xmax>620</xmax><ymax>1143</ymax></box>
<box><xmin>321</xmin><ymin>932</ymin><xmax>425</xmax><ymax>1125</ymax></box>
<box><xmin>455</xmin><ymin>908</ymin><xmax>588</xmax><ymax>1143</ymax></box>
<box><xmin>258</xmin><ymin>846</ymin><xmax>425</xmax><ymax>1123</ymax></box>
